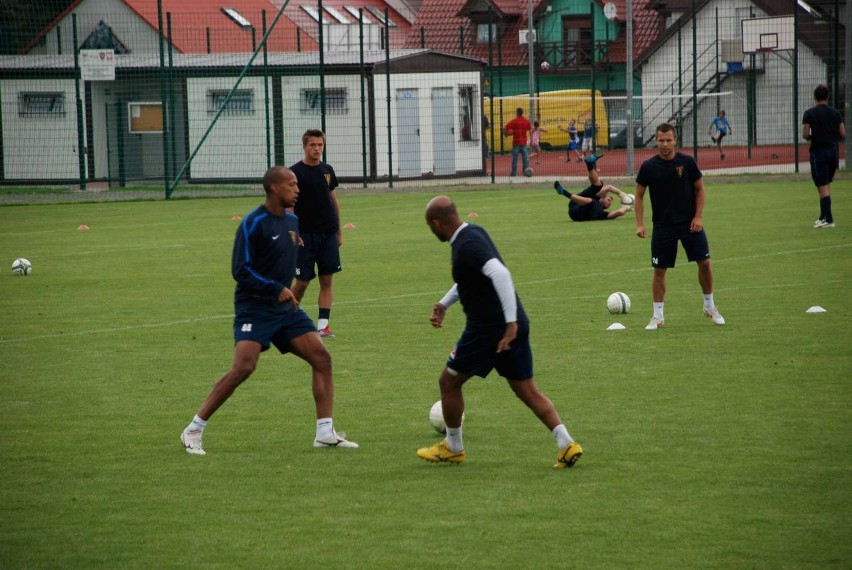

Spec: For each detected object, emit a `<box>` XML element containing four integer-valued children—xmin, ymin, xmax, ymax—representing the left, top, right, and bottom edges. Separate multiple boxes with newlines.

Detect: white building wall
<box><xmin>373</xmin><ymin>71</ymin><xmax>482</xmax><ymax>177</ymax></box>
<box><xmin>186</xmin><ymin>77</ymin><xmax>273</xmax><ymax>179</ymax></box>
<box><xmin>640</xmin><ymin>1</ymin><xmax>826</xmax><ymax>147</ymax></box>
<box><xmin>279</xmin><ymin>74</ymin><xmax>369</xmax><ymax>177</ymax></box>
<box><xmin>2</xmin><ymin>79</ymin><xmax>85</xmax><ymax>180</ymax></box>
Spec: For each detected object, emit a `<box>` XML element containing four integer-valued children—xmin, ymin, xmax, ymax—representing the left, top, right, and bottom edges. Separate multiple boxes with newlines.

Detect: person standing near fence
<box><xmin>559</xmin><ymin>118</ymin><xmax>583</xmax><ymax>162</ymax></box>
<box><xmin>290</xmin><ymin>129</ymin><xmax>343</xmax><ymax>337</ymax></box>
<box><xmin>179</xmin><ymin>166</ymin><xmax>358</xmax><ymax>455</ymax></box>
<box><xmin>504</xmin><ymin>107</ymin><xmax>531</xmax><ymax>176</ymax></box>
<box><xmin>802</xmin><ymin>84</ymin><xmax>845</xmax><ymax>229</ymax></box>
<box><xmin>708</xmin><ymin>110</ymin><xmax>732</xmax><ymax>160</ymax></box>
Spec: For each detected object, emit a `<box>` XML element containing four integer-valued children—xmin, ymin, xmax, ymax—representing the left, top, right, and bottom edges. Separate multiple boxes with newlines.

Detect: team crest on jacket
<box><xmin>676</xmin><ymin>166</ymin><xmax>684</xmax><ymax>178</ymax></box>
<box><xmin>289</xmin><ymin>231</ymin><xmax>297</xmax><ymax>246</ymax></box>
<box><xmin>325</xmin><ymin>173</ymin><xmax>332</xmax><ymax>186</ymax></box>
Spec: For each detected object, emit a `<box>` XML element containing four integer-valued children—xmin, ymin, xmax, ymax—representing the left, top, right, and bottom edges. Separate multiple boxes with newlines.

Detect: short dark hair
<box><xmin>656</xmin><ymin>123</ymin><xmax>676</xmax><ymax>136</ymax></box>
<box><xmin>302</xmin><ymin>128</ymin><xmax>326</xmax><ymax>146</ymax></box>
<box><xmin>813</xmin><ymin>84</ymin><xmax>829</xmax><ymax>102</ymax></box>
<box><xmin>262</xmin><ymin>166</ymin><xmax>289</xmax><ymax>194</ymax></box>
<box><xmin>516</xmin><ymin>107</ymin><xmax>524</xmax><ymax>116</ymax></box>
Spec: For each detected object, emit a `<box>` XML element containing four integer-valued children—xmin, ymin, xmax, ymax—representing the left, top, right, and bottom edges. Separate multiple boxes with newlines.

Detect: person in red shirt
<box><xmin>504</xmin><ymin>107</ymin><xmax>532</xmax><ymax>176</ymax></box>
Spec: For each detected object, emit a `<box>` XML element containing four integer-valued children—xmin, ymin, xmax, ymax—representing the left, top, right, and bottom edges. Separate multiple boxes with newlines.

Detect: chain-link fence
<box><xmin>0</xmin><ymin>1</ymin><xmax>845</xmax><ymax>194</ymax></box>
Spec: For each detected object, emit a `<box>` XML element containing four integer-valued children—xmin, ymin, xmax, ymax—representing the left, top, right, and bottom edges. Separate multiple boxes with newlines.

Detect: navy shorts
<box><xmin>712</xmin><ymin>132</ymin><xmax>726</xmax><ymax>142</ymax></box>
<box><xmin>296</xmin><ymin>232</ymin><xmax>341</xmax><ymax>281</ymax></box>
<box><xmin>650</xmin><ymin>224</ymin><xmax>711</xmax><ymax>268</ymax></box>
<box><xmin>809</xmin><ymin>146</ymin><xmax>839</xmax><ymax>187</ymax></box>
<box><xmin>233</xmin><ymin>305</ymin><xmax>317</xmax><ymax>353</ymax></box>
<box><xmin>447</xmin><ymin>323</ymin><xmax>533</xmax><ymax>381</ymax></box>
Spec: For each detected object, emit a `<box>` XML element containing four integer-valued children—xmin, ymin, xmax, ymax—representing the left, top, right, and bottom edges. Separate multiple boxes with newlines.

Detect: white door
<box><xmin>431</xmin><ymin>88</ymin><xmax>455</xmax><ymax>176</ymax></box>
<box><xmin>396</xmin><ymin>89</ymin><xmax>420</xmax><ymax>178</ymax></box>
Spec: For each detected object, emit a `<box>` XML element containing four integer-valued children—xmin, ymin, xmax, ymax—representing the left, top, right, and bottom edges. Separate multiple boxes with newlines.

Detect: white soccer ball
<box><xmin>11</xmin><ymin>258</ymin><xmax>32</xmax><ymax>276</ymax></box>
<box><xmin>523</xmin><ymin>167</ymin><xmax>534</xmax><ymax>177</ymax></box>
<box><xmin>540</xmin><ymin>61</ymin><xmax>550</xmax><ymax>71</ymax></box>
<box><xmin>607</xmin><ymin>292</ymin><xmax>630</xmax><ymax>314</ymax></box>
<box><xmin>429</xmin><ymin>400</ymin><xmax>464</xmax><ymax>434</ymax></box>
<box><xmin>621</xmin><ymin>193</ymin><xmax>635</xmax><ymax>206</ymax></box>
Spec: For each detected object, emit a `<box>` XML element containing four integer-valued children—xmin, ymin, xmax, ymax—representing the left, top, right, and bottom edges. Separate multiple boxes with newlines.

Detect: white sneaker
<box><xmin>314</xmin><ymin>431</ymin><xmax>359</xmax><ymax>448</ymax></box>
<box><xmin>180</xmin><ymin>430</ymin><xmax>206</xmax><ymax>455</ymax></box>
<box><xmin>703</xmin><ymin>306</ymin><xmax>726</xmax><ymax>325</ymax></box>
<box><xmin>814</xmin><ymin>219</ymin><xmax>835</xmax><ymax>228</ymax></box>
<box><xmin>645</xmin><ymin>317</ymin><xmax>664</xmax><ymax>330</ymax></box>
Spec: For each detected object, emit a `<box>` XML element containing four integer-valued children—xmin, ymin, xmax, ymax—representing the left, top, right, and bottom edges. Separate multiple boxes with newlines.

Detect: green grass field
<box><xmin>1</xmin><ymin>179</ymin><xmax>850</xmax><ymax>568</ymax></box>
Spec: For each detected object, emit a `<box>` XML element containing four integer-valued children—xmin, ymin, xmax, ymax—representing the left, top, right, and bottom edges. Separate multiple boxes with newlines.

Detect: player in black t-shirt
<box><xmin>416</xmin><ymin>196</ymin><xmax>582</xmax><ymax>469</ymax></box>
<box><xmin>554</xmin><ymin>154</ymin><xmax>634</xmax><ymax>221</ymax></box>
<box><xmin>634</xmin><ymin>123</ymin><xmax>725</xmax><ymax>330</ymax></box>
<box><xmin>290</xmin><ymin>129</ymin><xmax>342</xmax><ymax>338</ymax></box>
<box><xmin>180</xmin><ymin>167</ymin><xmax>358</xmax><ymax>455</ymax></box>
<box><xmin>802</xmin><ymin>84</ymin><xmax>846</xmax><ymax>228</ymax></box>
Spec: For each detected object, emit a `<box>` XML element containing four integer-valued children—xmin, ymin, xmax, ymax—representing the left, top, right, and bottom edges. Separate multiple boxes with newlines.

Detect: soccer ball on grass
<box><xmin>607</xmin><ymin>292</ymin><xmax>630</xmax><ymax>314</ymax></box>
<box><xmin>11</xmin><ymin>258</ymin><xmax>32</xmax><ymax>276</ymax></box>
<box><xmin>621</xmin><ymin>193</ymin><xmax>635</xmax><ymax>206</ymax></box>
<box><xmin>429</xmin><ymin>400</ymin><xmax>464</xmax><ymax>434</ymax></box>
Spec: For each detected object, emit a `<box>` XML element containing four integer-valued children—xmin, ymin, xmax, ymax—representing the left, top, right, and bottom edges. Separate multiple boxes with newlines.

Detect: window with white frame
<box><xmin>458</xmin><ymin>85</ymin><xmax>476</xmax><ymax>141</ymax></box>
<box><xmin>18</xmin><ymin>92</ymin><xmax>65</xmax><ymax>117</ymax></box>
<box><xmin>301</xmin><ymin>88</ymin><xmax>348</xmax><ymax>115</ymax></box>
<box><xmin>476</xmin><ymin>23</ymin><xmax>497</xmax><ymax>44</ymax></box>
<box><xmin>208</xmin><ymin>89</ymin><xmax>254</xmax><ymax>115</ymax></box>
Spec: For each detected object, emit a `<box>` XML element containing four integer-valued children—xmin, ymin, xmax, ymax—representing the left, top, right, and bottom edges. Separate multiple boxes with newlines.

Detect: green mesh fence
<box><xmin>0</xmin><ymin>0</ymin><xmax>845</xmax><ymax>193</ymax></box>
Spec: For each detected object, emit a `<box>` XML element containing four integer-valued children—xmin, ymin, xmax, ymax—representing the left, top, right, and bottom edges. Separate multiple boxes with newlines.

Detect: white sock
<box><xmin>703</xmin><ymin>294</ymin><xmax>715</xmax><ymax>311</ymax></box>
<box><xmin>316</xmin><ymin>417</ymin><xmax>334</xmax><ymax>440</ymax></box>
<box><xmin>317</xmin><ymin>318</ymin><xmax>329</xmax><ymax>330</ymax></box>
<box><xmin>186</xmin><ymin>415</ymin><xmax>207</xmax><ymax>433</ymax></box>
<box><xmin>552</xmin><ymin>424</ymin><xmax>573</xmax><ymax>449</ymax></box>
<box><xmin>653</xmin><ymin>302</ymin><xmax>664</xmax><ymax>321</ymax></box>
<box><xmin>446</xmin><ymin>426</ymin><xmax>464</xmax><ymax>453</ymax></box>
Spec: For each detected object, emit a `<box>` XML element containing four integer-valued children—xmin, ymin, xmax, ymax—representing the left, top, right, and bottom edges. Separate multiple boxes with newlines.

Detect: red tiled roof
<box><xmin>604</xmin><ymin>0</ymin><xmax>660</xmax><ymax>65</ymax></box>
<box><xmin>269</xmin><ymin>0</ymin><xmax>412</xmax><ymax>49</ymax></box>
<box><xmin>406</xmin><ymin>0</ymin><xmax>659</xmax><ymax>67</ymax></box>
<box><xmin>21</xmin><ymin>0</ymin><xmax>312</xmax><ymax>55</ymax></box>
<box><xmin>123</xmin><ymin>0</ymin><xmax>310</xmax><ymax>53</ymax></box>
<box><xmin>405</xmin><ymin>0</ymin><xmax>547</xmax><ymax>66</ymax></box>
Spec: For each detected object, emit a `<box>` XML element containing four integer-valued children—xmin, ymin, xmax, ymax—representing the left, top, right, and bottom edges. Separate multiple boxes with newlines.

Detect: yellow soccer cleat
<box><xmin>417</xmin><ymin>440</ymin><xmax>466</xmax><ymax>464</ymax></box>
<box><xmin>553</xmin><ymin>441</ymin><xmax>583</xmax><ymax>469</ymax></box>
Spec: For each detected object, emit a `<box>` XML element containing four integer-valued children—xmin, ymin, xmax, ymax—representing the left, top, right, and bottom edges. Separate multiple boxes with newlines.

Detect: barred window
<box><xmin>19</xmin><ymin>92</ymin><xmax>65</xmax><ymax>117</ymax></box>
<box><xmin>301</xmin><ymin>88</ymin><xmax>348</xmax><ymax>115</ymax></box>
<box><xmin>208</xmin><ymin>89</ymin><xmax>254</xmax><ymax>115</ymax></box>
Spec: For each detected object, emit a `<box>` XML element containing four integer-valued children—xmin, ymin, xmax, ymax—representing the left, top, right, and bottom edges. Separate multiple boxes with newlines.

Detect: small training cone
<box><xmin>77</xmin><ymin>224</ymin><xmax>90</xmax><ymax>230</ymax></box>
<box><xmin>344</xmin><ymin>223</ymin><xmax>356</xmax><ymax>229</ymax></box>
<box><xmin>805</xmin><ymin>306</ymin><xmax>826</xmax><ymax>313</ymax></box>
<box><xmin>231</xmin><ymin>215</ymin><xmax>242</xmax><ymax>221</ymax></box>
<box><xmin>468</xmin><ymin>212</ymin><xmax>479</xmax><ymax>218</ymax></box>
<box><xmin>607</xmin><ymin>323</ymin><xmax>626</xmax><ymax>331</ymax></box>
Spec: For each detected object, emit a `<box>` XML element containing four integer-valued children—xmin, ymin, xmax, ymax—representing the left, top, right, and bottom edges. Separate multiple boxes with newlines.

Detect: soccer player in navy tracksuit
<box><xmin>634</xmin><ymin>123</ymin><xmax>725</xmax><ymax>330</ymax></box>
<box><xmin>180</xmin><ymin>166</ymin><xmax>357</xmax><ymax>455</ymax></box>
<box><xmin>417</xmin><ymin>195</ymin><xmax>582</xmax><ymax>468</ymax></box>
<box><xmin>802</xmin><ymin>84</ymin><xmax>845</xmax><ymax>229</ymax></box>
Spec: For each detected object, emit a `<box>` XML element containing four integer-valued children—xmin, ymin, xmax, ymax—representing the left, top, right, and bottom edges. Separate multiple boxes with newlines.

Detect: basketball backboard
<box><xmin>742</xmin><ymin>16</ymin><xmax>795</xmax><ymax>54</ymax></box>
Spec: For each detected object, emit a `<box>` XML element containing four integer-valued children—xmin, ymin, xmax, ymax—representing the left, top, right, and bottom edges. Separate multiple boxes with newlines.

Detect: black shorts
<box><xmin>650</xmin><ymin>224</ymin><xmax>711</xmax><ymax>268</ymax></box>
<box><xmin>446</xmin><ymin>322</ymin><xmax>533</xmax><ymax>381</ymax></box>
<box><xmin>712</xmin><ymin>132</ymin><xmax>726</xmax><ymax>143</ymax></box>
<box><xmin>809</xmin><ymin>146</ymin><xmax>839</xmax><ymax>187</ymax></box>
<box><xmin>233</xmin><ymin>305</ymin><xmax>317</xmax><ymax>353</ymax></box>
<box><xmin>296</xmin><ymin>232</ymin><xmax>341</xmax><ymax>281</ymax></box>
